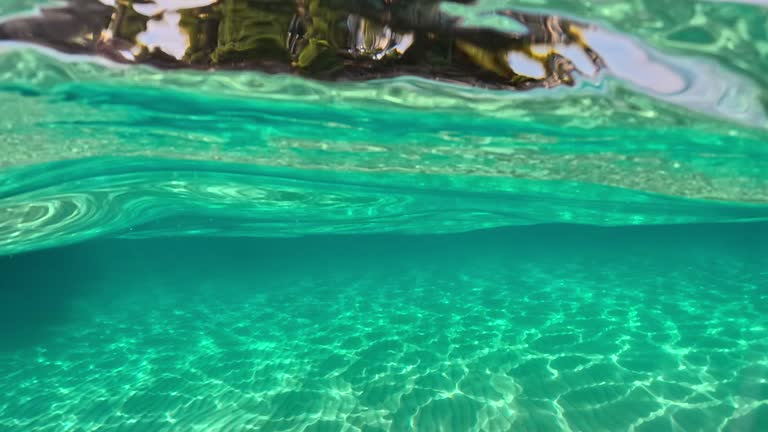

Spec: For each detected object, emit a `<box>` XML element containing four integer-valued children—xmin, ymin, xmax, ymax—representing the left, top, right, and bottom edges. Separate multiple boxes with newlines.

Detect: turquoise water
<box><xmin>1</xmin><ymin>0</ymin><xmax>768</xmax><ymax>430</ymax></box>
<box><xmin>1</xmin><ymin>226</ymin><xmax>767</xmax><ymax>431</ymax></box>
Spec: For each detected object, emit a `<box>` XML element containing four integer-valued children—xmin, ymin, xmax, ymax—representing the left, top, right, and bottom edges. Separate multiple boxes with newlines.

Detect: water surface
<box><xmin>0</xmin><ymin>0</ymin><xmax>766</xmax><ymax>430</ymax></box>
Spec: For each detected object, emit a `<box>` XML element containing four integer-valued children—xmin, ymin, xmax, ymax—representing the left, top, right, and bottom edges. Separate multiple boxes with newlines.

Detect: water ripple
<box><xmin>1</xmin><ymin>236</ymin><xmax>765</xmax><ymax>431</ymax></box>
<box><xmin>0</xmin><ymin>158</ymin><xmax>767</xmax><ymax>255</ymax></box>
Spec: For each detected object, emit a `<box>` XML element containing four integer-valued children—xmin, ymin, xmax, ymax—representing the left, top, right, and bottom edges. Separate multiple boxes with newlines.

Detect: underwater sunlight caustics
<box><xmin>0</xmin><ymin>0</ymin><xmax>767</xmax><ymax>431</ymax></box>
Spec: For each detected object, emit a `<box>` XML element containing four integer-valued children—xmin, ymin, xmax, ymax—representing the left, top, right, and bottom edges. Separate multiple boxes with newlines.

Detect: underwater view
<box><xmin>0</xmin><ymin>0</ymin><xmax>767</xmax><ymax>430</ymax></box>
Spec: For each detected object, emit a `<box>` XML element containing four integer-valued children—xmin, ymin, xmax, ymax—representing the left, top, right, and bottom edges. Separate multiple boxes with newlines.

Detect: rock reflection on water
<box><xmin>0</xmin><ymin>0</ymin><xmax>604</xmax><ymax>89</ymax></box>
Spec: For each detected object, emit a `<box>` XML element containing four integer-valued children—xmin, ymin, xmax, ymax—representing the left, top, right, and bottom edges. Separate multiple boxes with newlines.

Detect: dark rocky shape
<box><xmin>0</xmin><ymin>0</ymin><xmax>604</xmax><ymax>90</ymax></box>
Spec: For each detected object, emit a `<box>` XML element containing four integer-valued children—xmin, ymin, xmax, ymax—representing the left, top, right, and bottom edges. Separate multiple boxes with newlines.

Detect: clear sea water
<box><xmin>0</xmin><ymin>1</ymin><xmax>767</xmax><ymax>431</ymax></box>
